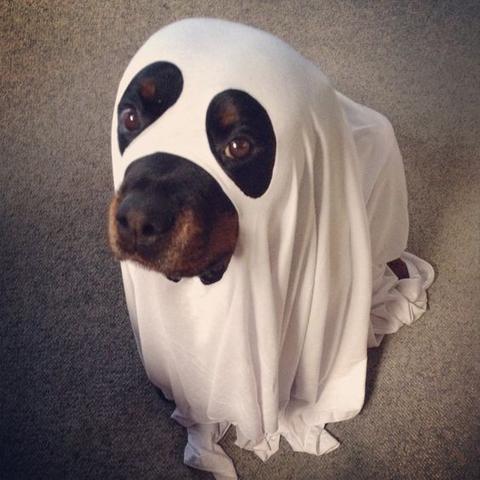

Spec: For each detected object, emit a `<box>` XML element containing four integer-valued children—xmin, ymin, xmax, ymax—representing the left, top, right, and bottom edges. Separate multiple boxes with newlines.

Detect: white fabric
<box><xmin>111</xmin><ymin>18</ymin><xmax>435</xmax><ymax>479</ymax></box>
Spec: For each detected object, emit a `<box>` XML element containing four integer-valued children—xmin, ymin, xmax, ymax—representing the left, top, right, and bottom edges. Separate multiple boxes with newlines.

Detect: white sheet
<box><xmin>111</xmin><ymin>18</ymin><xmax>435</xmax><ymax>479</ymax></box>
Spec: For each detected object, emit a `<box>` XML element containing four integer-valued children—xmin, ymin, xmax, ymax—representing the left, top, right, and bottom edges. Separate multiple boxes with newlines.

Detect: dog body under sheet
<box><xmin>111</xmin><ymin>19</ymin><xmax>434</xmax><ymax>479</ymax></box>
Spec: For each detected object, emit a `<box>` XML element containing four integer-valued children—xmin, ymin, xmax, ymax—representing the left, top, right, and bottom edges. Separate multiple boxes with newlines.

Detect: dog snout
<box><xmin>109</xmin><ymin>153</ymin><xmax>239</xmax><ymax>282</ymax></box>
<box><xmin>116</xmin><ymin>193</ymin><xmax>174</xmax><ymax>247</ymax></box>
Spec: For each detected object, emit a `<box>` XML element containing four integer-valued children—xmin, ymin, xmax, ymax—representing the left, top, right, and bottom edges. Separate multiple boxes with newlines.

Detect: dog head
<box><xmin>108</xmin><ymin>19</ymin><xmax>318</xmax><ymax>285</ymax></box>
<box><xmin>108</xmin><ymin>60</ymin><xmax>277</xmax><ymax>284</ymax></box>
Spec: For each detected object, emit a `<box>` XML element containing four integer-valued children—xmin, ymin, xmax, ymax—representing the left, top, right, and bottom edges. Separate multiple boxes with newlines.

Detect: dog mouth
<box><xmin>107</xmin><ymin>159</ymin><xmax>239</xmax><ymax>285</ymax></box>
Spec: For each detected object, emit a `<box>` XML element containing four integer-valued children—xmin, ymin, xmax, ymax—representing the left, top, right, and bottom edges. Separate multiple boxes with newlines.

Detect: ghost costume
<box><xmin>111</xmin><ymin>18</ymin><xmax>435</xmax><ymax>479</ymax></box>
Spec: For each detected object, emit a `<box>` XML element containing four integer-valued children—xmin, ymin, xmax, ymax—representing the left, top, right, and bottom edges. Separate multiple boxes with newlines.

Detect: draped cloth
<box><xmin>111</xmin><ymin>19</ymin><xmax>435</xmax><ymax>479</ymax></box>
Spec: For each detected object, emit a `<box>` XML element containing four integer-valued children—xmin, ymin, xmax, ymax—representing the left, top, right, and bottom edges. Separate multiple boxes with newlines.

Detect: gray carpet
<box><xmin>1</xmin><ymin>1</ymin><xmax>479</xmax><ymax>479</ymax></box>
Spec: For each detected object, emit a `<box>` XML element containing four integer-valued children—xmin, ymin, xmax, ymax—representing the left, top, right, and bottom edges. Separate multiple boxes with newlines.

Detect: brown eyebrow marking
<box><xmin>217</xmin><ymin>102</ymin><xmax>240</xmax><ymax>129</ymax></box>
<box><xmin>139</xmin><ymin>78</ymin><xmax>157</xmax><ymax>101</ymax></box>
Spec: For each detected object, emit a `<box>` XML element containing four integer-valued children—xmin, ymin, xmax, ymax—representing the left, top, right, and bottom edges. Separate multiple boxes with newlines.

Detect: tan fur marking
<box><xmin>108</xmin><ymin>194</ymin><xmax>124</xmax><ymax>259</ymax></box>
<box><xmin>208</xmin><ymin>211</ymin><xmax>239</xmax><ymax>259</ymax></box>
<box><xmin>218</xmin><ymin>102</ymin><xmax>240</xmax><ymax>128</ymax></box>
<box><xmin>161</xmin><ymin>208</ymin><xmax>239</xmax><ymax>277</ymax></box>
<box><xmin>139</xmin><ymin>78</ymin><xmax>156</xmax><ymax>101</ymax></box>
<box><xmin>162</xmin><ymin>209</ymin><xmax>206</xmax><ymax>275</ymax></box>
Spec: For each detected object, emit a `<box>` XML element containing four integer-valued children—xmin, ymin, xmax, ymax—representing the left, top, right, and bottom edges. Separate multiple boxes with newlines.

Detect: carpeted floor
<box><xmin>1</xmin><ymin>1</ymin><xmax>478</xmax><ymax>479</ymax></box>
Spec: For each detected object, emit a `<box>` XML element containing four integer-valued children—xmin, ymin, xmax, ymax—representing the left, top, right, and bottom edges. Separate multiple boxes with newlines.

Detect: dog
<box><xmin>108</xmin><ymin>18</ymin><xmax>433</xmax><ymax>480</ymax></box>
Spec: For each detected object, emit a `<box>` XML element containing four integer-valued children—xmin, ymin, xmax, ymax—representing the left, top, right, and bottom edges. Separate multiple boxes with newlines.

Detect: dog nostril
<box><xmin>115</xmin><ymin>198</ymin><xmax>175</xmax><ymax>239</ymax></box>
<box><xmin>142</xmin><ymin>223</ymin><xmax>156</xmax><ymax>237</ymax></box>
<box><xmin>116</xmin><ymin>214</ymin><xmax>129</xmax><ymax>229</ymax></box>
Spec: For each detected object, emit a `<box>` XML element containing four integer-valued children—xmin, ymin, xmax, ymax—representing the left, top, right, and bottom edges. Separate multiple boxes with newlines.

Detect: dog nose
<box><xmin>116</xmin><ymin>193</ymin><xmax>174</xmax><ymax>245</ymax></box>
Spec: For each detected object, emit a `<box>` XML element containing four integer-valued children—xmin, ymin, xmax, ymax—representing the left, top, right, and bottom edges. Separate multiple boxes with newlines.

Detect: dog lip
<box><xmin>166</xmin><ymin>274</ymin><xmax>182</xmax><ymax>282</ymax></box>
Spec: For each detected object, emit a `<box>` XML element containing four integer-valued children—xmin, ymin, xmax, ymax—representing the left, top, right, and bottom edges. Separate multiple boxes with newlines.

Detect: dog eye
<box><xmin>120</xmin><ymin>107</ymin><xmax>140</xmax><ymax>131</ymax></box>
<box><xmin>224</xmin><ymin>138</ymin><xmax>251</xmax><ymax>159</ymax></box>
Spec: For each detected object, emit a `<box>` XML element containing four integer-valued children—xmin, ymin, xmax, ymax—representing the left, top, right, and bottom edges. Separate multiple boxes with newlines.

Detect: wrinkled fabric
<box><xmin>111</xmin><ymin>19</ymin><xmax>435</xmax><ymax>479</ymax></box>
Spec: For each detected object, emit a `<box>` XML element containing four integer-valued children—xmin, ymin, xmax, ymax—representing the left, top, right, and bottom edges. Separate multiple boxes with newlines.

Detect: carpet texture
<box><xmin>1</xmin><ymin>1</ymin><xmax>478</xmax><ymax>479</ymax></box>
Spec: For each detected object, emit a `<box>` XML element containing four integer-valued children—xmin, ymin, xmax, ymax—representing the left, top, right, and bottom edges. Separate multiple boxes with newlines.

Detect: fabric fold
<box><xmin>369</xmin><ymin>252</ymin><xmax>435</xmax><ymax>348</ymax></box>
<box><xmin>183</xmin><ymin>422</ymin><xmax>237</xmax><ymax>480</ymax></box>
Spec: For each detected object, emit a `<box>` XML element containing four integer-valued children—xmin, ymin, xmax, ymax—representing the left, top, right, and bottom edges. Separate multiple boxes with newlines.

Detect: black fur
<box><xmin>118</xmin><ymin>152</ymin><xmax>236</xmax><ymax>233</ymax></box>
<box><xmin>117</xmin><ymin>62</ymin><xmax>183</xmax><ymax>154</ymax></box>
<box><xmin>206</xmin><ymin>89</ymin><xmax>276</xmax><ymax>198</ymax></box>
